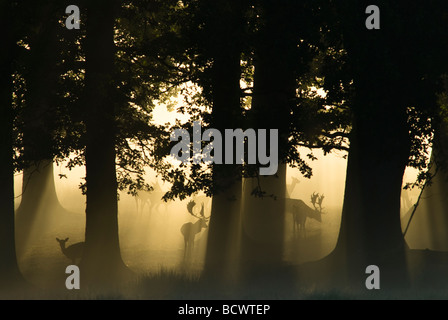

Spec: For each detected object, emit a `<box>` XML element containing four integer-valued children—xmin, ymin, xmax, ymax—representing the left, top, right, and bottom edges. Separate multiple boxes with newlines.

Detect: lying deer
<box><xmin>180</xmin><ymin>200</ymin><xmax>209</xmax><ymax>259</ymax></box>
<box><xmin>56</xmin><ymin>237</ymin><xmax>84</xmax><ymax>264</ymax></box>
<box><xmin>285</xmin><ymin>192</ymin><xmax>324</xmax><ymax>237</ymax></box>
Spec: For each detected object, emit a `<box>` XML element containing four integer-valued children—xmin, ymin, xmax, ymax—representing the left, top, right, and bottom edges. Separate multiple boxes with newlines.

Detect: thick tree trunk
<box><xmin>334</xmin><ymin>119</ymin><xmax>409</xmax><ymax>289</ymax></box>
<box><xmin>81</xmin><ymin>0</ymin><xmax>131</xmax><ymax>286</ymax></box>
<box><xmin>203</xmin><ymin>1</ymin><xmax>244</xmax><ymax>282</ymax></box>
<box><xmin>327</xmin><ymin>1</ymin><xmax>412</xmax><ymax>292</ymax></box>
<box><xmin>239</xmin><ymin>0</ymin><xmax>296</xmax><ymax>274</ymax></box>
<box><xmin>15</xmin><ymin>160</ymin><xmax>64</xmax><ymax>255</ymax></box>
<box><xmin>240</xmin><ymin>164</ymin><xmax>286</xmax><ymax>269</ymax></box>
<box><xmin>15</xmin><ymin>2</ymin><xmax>65</xmax><ymax>256</ymax></box>
<box><xmin>332</xmin><ymin>80</ymin><xmax>410</xmax><ymax>291</ymax></box>
<box><xmin>0</xmin><ymin>1</ymin><xmax>26</xmax><ymax>290</ymax></box>
<box><xmin>205</xmin><ymin>173</ymin><xmax>242</xmax><ymax>282</ymax></box>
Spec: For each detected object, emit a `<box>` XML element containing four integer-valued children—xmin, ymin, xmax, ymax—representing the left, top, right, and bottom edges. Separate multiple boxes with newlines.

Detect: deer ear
<box><xmin>56</xmin><ymin>238</ymin><xmax>60</xmax><ymax>241</ymax></box>
<box><xmin>65</xmin><ymin>237</ymin><xmax>69</xmax><ymax>241</ymax></box>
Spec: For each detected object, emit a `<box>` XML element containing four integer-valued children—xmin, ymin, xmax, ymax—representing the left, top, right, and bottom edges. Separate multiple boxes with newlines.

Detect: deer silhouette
<box><xmin>285</xmin><ymin>192</ymin><xmax>324</xmax><ymax>237</ymax></box>
<box><xmin>180</xmin><ymin>200</ymin><xmax>209</xmax><ymax>259</ymax></box>
<box><xmin>286</xmin><ymin>176</ymin><xmax>300</xmax><ymax>198</ymax></box>
<box><xmin>135</xmin><ymin>181</ymin><xmax>166</xmax><ymax>214</ymax></box>
<box><xmin>56</xmin><ymin>237</ymin><xmax>84</xmax><ymax>264</ymax></box>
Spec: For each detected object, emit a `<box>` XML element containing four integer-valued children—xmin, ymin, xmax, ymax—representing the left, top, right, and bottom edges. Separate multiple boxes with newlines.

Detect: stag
<box><xmin>180</xmin><ymin>200</ymin><xmax>209</xmax><ymax>259</ymax></box>
<box><xmin>287</xmin><ymin>192</ymin><xmax>324</xmax><ymax>237</ymax></box>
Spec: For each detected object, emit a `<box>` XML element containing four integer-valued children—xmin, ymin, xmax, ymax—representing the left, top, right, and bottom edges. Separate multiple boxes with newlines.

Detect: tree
<box><xmin>193</xmin><ymin>0</ymin><xmax>247</xmax><ymax>281</ymax></box>
<box><xmin>0</xmin><ymin>0</ymin><xmax>27</xmax><ymax>290</ymax></box>
<box><xmin>329</xmin><ymin>1</ymin><xmax>448</xmax><ymax>291</ymax></box>
<box><xmin>81</xmin><ymin>0</ymin><xmax>131</xmax><ymax>285</ymax></box>
<box><xmin>14</xmin><ymin>0</ymin><xmax>85</xmax><ymax>256</ymax></box>
<box><xmin>239</xmin><ymin>0</ymin><xmax>327</xmax><ymax>275</ymax></box>
<box><xmin>147</xmin><ymin>0</ymin><xmax>349</xmax><ymax>281</ymax></box>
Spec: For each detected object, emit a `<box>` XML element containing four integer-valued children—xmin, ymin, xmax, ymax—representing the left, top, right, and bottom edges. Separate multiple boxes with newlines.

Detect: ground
<box><xmin>8</xmin><ymin>202</ymin><xmax>448</xmax><ymax>299</ymax></box>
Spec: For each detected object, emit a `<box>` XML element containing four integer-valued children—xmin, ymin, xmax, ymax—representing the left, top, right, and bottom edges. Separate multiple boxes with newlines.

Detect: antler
<box><xmin>317</xmin><ymin>194</ymin><xmax>325</xmax><ymax>211</ymax></box>
<box><xmin>187</xmin><ymin>200</ymin><xmax>209</xmax><ymax>220</ymax></box>
<box><xmin>187</xmin><ymin>200</ymin><xmax>201</xmax><ymax>218</ymax></box>
<box><xmin>199</xmin><ymin>203</ymin><xmax>209</xmax><ymax>221</ymax></box>
<box><xmin>310</xmin><ymin>192</ymin><xmax>324</xmax><ymax>212</ymax></box>
<box><xmin>310</xmin><ymin>192</ymin><xmax>318</xmax><ymax>209</ymax></box>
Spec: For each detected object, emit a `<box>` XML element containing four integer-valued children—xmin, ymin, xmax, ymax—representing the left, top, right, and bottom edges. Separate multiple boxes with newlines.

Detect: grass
<box><xmin>4</xmin><ymin>264</ymin><xmax>448</xmax><ymax>300</ymax></box>
<box><xmin>8</xmin><ymin>233</ymin><xmax>448</xmax><ymax>300</ymax></box>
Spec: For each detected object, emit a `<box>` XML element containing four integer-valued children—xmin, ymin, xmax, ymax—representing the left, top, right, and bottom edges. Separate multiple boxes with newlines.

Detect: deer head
<box><xmin>291</xmin><ymin>176</ymin><xmax>300</xmax><ymax>184</ymax></box>
<box><xmin>56</xmin><ymin>237</ymin><xmax>69</xmax><ymax>248</ymax></box>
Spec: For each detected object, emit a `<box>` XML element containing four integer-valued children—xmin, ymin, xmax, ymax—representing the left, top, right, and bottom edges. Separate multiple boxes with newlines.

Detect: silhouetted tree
<box><xmin>13</xmin><ymin>0</ymin><xmax>85</xmax><ymax>255</ymax></box>
<box><xmin>330</xmin><ymin>1</ymin><xmax>448</xmax><ymax>290</ymax></box>
<box><xmin>239</xmin><ymin>0</ymin><xmax>329</xmax><ymax>275</ymax></box>
<box><xmin>189</xmin><ymin>0</ymin><xmax>246</xmax><ymax>281</ymax></box>
<box><xmin>0</xmin><ymin>0</ymin><xmax>26</xmax><ymax>289</ymax></box>
<box><xmin>81</xmin><ymin>0</ymin><xmax>131</xmax><ymax>285</ymax></box>
<box><xmin>147</xmin><ymin>0</ymin><xmax>350</xmax><ymax>280</ymax></box>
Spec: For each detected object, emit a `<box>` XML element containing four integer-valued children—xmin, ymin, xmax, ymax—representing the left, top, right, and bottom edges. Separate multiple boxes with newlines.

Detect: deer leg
<box><xmin>303</xmin><ymin>222</ymin><xmax>306</xmax><ymax>239</ymax></box>
<box><xmin>292</xmin><ymin>215</ymin><xmax>296</xmax><ymax>234</ymax></box>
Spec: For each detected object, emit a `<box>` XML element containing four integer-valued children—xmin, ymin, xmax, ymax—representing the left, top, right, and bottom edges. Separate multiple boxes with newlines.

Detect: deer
<box><xmin>286</xmin><ymin>176</ymin><xmax>300</xmax><ymax>198</ymax></box>
<box><xmin>285</xmin><ymin>192</ymin><xmax>324</xmax><ymax>237</ymax></box>
<box><xmin>135</xmin><ymin>181</ymin><xmax>166</xmax><ymax>214</ymax></box>
<box><xmin>56</xmin><ymin>237</ymin><xmax>84</xmax><ymax>264</ymax></box>
<box><xmin>180</xmin><ymin>200</ymin><xmax>209</xmax><ymax>259</ymax></box>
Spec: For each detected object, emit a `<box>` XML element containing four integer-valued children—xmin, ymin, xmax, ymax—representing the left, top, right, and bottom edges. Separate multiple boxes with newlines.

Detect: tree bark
<box><xmin>203</xmin><ymin>0</ymin><xmax>244</xmax><ymax>282</ymax></box>
<box><xmin>0</xmin><ymin>0</ymin><xmax>26</xmax><ymax>290</ymax></box>
<box><xmin>15</xmin><ymin>2</ymin><xmax>66</xmax><ymax>256</ymax></box>
<box><xmin>81</xmin><ymin>0</ymin><xmax>131</xmax><ymax>286</ymax></box>
<box><xmin>15</xmin><ymin>160</ymin><xmax>65</xmax><ymax>255</ymax></box>
<box><xmin>331</xmin><ymin>3</ymin><xmax>411</xmax><ymax>289</ymax></box>
<box><xmin>334</xmin><ymin>103</ymin><xmax>410</xmax><ymax>289</ymax></box>
<box><xmin>239</xmin><ymin>0</ymin><xmax>297</xmax><ymax>274</ymax></box>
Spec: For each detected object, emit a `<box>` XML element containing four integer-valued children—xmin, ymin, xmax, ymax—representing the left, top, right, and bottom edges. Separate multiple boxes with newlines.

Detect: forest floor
<box><xmin>6</xmin><ymin>205</ymin><xmax>448</xmax><ymax>299</ymax></box>
<box><xmin>6</xmin><ymin>243</ymin><xmax>448</xmax><ymax>299</ymax></box>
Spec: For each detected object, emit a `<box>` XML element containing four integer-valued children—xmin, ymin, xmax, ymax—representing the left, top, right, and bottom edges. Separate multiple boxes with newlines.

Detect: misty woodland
<box><xmin>2</xmin><ymin>0</ymin><xmax>448</xmax><ymax>299</ymax></box>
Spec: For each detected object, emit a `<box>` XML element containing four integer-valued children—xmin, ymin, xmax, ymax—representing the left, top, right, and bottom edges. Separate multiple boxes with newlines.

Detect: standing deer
<box><xmin>180</xmin><ymin>200</ymin><xmax>209</xmax><ymax>259</ymax></box>
<box><xmin>56</xmin><ymin>237</ymin><xmax>84</xmax><ymax>264</ymax></box>
<box><xmin>286</xmin><ymin>192</ymin><xmax>324</xmax><ymax>237</ymax></box>
<box><xmin>135</xmin><ymin>181</ymin><xmax>166</xmax><ymax>214</ymax></box>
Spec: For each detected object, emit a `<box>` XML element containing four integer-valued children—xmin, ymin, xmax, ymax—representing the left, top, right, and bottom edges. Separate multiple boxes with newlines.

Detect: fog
<box><xmin>12</xmin><ymin>144</ymin><xmax>350</xmax><ymax>286</ymax></box>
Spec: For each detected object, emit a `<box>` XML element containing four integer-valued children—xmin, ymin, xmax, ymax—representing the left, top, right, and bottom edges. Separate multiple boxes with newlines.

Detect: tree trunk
<box><xmin>326</xmin><ymin>1</ymin><xmax>413</xmax><ymax>292</ymax></box>
<box><xmin>203</xmin><ymin>0</ymin><xmax>244</xmax><ymax>283</ymax></box>
<box><xmin>15</xmin><ymin>160</ymin><xmax>65</xmax><ymax>255</ymax></box>
<box><xmin>240</xmin><ymin>165</ymin><xmax>286</xmax><ymax>268</ymax></box>
<box><xmin>334</xmin><ymin>111</ymin><xmax>409</xmax><ymax>290</ymax></box>
<box><xmin>332</xmin><ymin>63</ymin><xmax>410</xmax><ymax>292</ymax></box>
<box><xmin>81</xmin><ymin>0</ymin><xmax>131</xmax><ymax>286</ymax></box>
<box><xmin>239</xmin><ymin>0</ymin><xmax>296</xmax><ymax>274</ymax></box>
<box><xmin>15</xmin><ymin>2</ymin><xmax>65</xmax><ymax>256</ymax></box>
<box><xmin>0</xmin><ymin>0</ymin><xmax>26</xmax><ymax>290</ymax></box>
